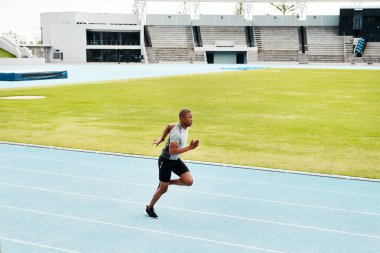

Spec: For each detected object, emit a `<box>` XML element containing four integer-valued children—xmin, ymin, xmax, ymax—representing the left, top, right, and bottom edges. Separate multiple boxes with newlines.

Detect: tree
<box><xmin>1</xmin><ymin>30</ymin><xmax>29</xmax><ymax>44</ymax></box>
<box><xmin>235</xmin><ymin>2</ymin><xmax>245</xmax><ymax>16</ymax></box>
<box><xmin>270</xmin><ymin>2</ymin><xmax>297</xmax><ymax>15</ymax></box>
<box><xmin>178</xmin><ymin>2</ymin><xmax>188</xmax><ymax>15</ymax></box>
<box><xmin>35</xmin><ymin>36</ymin><xmax>42</xmax><ymax>45</ymax></box>
<box><xmin>2</xmin><ymin>31</ymin><xmax>18</xmax><ymax>41</ymax></box>
<box><xmin>132</xmin><ymin>0</ymin><xmax>140</xmax><ymax>14</ymax></box>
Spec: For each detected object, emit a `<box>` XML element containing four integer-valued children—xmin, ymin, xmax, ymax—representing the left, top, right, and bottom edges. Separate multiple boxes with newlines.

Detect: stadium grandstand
<box><xmin>38</xmin><ymin>0</ymin><xmax>380</xmax><ymax>64</ymax></box>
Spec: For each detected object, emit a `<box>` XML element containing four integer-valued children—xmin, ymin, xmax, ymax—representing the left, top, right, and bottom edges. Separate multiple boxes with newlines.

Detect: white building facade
<box><xmin>41</xmin><ymin>12</ymin><xmax>143</xmax><ymax>63</ymax></box>
<box><xmin>41</xmin><ymin>11</ymin><xmax>345</xmax><ymax>64</ymax></box>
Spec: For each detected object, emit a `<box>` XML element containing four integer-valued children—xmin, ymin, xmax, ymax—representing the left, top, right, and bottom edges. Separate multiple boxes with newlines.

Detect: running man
<box><xmin>146</xmin><ymin>109</ymin><xmax>199</xmax><ymax>218</ymax></box>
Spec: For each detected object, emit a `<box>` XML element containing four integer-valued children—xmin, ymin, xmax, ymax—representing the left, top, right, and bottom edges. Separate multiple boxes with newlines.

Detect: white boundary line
<box><xmin>1</xmin><ymin>141</ymin><xmax>379</xmax><ymax>183</ymax></box>
<box><xmin>0</xmin><ymin>236</ymin><xmax>80</xmax><ymax>253</ymax></box>
<box><xmin>1</xmin><ymin>166</ymin><xmax>380</xmax><ymax>216</ymax></box>
<box><xmin>0</xmin><ymin>204</ymin><xmax>285</xmax><ymax>253</ymax></box>
<box><xmin>1</xmin><ymin>181</ymin><xmax>380</xmax><ymax>238</ymax></box>
<box><xmin>2</xmin><ymin>152</ymin><xmax>380</xmax><ymax>198</ymax></box>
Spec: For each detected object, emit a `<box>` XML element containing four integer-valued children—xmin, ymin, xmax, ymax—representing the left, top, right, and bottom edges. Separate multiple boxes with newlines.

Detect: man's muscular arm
<box><xmin>153</xmin><ymin>123</ymin><xmax>176</xmax><ymax>146</ymax></box>
<box><xmin>169</xmin><ymin>140</ymin><xmax>199</xmax><ymax>155</ymax></box>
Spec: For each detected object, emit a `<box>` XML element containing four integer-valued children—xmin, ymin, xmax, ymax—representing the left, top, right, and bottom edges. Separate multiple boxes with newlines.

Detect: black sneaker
<box><xmin>146</xmin><ymin>205</ymin><xmax>158</xmax><ymax>218</ymax></box>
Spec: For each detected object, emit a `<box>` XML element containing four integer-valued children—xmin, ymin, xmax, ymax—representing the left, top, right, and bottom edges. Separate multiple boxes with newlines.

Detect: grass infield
<box><xmin>0</xmin><ymin>68</ymin><xmax>379</xmax><ymax>179</ymax></box>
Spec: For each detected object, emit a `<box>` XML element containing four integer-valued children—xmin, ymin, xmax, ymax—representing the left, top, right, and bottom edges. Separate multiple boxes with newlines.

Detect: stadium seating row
<box><xmin>144</xmin><ymin>25</ymin><xmax>380</xmax><ymax>64</ymax></box>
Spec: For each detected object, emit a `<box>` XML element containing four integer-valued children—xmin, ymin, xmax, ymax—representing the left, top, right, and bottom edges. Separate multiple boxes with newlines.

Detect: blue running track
<box><xmin>0</xmin><ymin>142</ymin><xmax>379</xmax><ymax>253</ymax></box>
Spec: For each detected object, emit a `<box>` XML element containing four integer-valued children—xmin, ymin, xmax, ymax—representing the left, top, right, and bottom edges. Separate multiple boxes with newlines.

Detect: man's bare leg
<box><xmin>147</xmin><ymin>181</ymin><xmax>169</xmax><ymax>209</ymax></box>
<box><xmin>170</xmin><ymin>172</ymin><xmax>193</xmax><ymax>186</ymax></box>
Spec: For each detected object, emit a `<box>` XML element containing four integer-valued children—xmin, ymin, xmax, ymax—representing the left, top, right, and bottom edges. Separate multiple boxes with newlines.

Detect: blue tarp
<box><xmin>220</xmin><ymin>66</ymin><xmax>268</xmax><ymax>71</ymax></box>
<box><xmin>0</xmin><ymin>70</ymin><xmax>67</xmax><ymax>81</ymax></box>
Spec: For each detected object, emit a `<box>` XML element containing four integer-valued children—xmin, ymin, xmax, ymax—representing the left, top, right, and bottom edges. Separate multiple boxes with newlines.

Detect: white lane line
<box><xmin>1</xmin><ymin>152</ymin><xmax>379</xmax><ymax>199</ymax></box>
<box><xmin>0</xmin><ymin>165</ymin><xmax>152</xmax><ymax>187</ymax></box>
<box><xmin>0</xmin><ymin>236</ymin><xmax>80</xmax><ymax>253</ymax></box>
<box><xmin>1</xmin><ymin>182</ymin><xmax>380</xmax><ymax>240</ymax></box>
<box><xmin>0</xmin><ymin>152</ymin><xmax>148</xmax><ymax>173</ymax></box>
<box><xmin>164</xmin><ymin>206</ymin><xmax>380</xmax><ymax>240</ymax></box>
<box><xmin>0</xmin><ymin>204</ymin><xmax>285</xmax><ymax>253</ymax></box>
<box><xmin>1</xmin><ymin>166</ymin><xmax>379</xmax><ymax>217</ymax></box>
<box><xmin>195</xmin><ymin>175</ymin><xmax>380</xmax><ymax>198</ymax></box>
<box><xmin>179</xmin><ymin>188</ymin><xmax>380</xmax><ymax>217</ymax></box>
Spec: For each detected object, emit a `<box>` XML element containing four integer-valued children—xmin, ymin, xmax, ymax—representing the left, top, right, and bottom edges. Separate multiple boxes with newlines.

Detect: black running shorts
<box><xmin>158</xmin><ymin>155</ymin><xmax>189</xmax><ymax>183</ymax></box>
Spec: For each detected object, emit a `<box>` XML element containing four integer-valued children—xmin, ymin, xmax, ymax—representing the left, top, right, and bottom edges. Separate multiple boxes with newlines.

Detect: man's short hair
<box><xmin>179</xmin><ymin>109</ymin><xmax>191</xmax><ymax>119</ymax></box>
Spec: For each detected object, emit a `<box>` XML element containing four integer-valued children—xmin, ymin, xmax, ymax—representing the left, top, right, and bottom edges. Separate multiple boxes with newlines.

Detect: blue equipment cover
<box><xmin>0</xmin><ymin>70</ymin><xmax>68</xmax><ymax>81</ymax></box>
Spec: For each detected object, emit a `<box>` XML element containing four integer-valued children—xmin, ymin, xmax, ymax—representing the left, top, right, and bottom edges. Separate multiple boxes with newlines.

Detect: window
<box><xmin>354</xmin><ymin>16</ymin><xmax>362</xmax><ymax>30</ymax></box>
<box><xmin>86</xmin><ymin>49</ymin><xmax>142</xmax><ymax>62</ymax></box>
<box><xmin>86</xmin><ymin>31</ymin><xmax>140</xmax><ymax>45</ymax></box>
<box><xmin>53</xmin><ymin>50</ymin><xmax>60</xmax><ymax>59</ymax></box>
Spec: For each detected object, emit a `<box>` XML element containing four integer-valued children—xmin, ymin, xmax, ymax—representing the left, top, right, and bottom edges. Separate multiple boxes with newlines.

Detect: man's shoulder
<box><xmin>170</xmin><ymin>123</ymin><xmax>181</xmax><ymax>132</ymax></box>
<box><xmin>169</xmin><ymin>123</ymin><xmax>179</xmax><ymax>133</ymax></box>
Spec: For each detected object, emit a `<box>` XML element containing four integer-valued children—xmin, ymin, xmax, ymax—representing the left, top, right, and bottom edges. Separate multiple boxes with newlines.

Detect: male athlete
<box><xmin>146</xmin><ymin>109</ymin><xmax>199</xmax><ymax>218</ymax></box>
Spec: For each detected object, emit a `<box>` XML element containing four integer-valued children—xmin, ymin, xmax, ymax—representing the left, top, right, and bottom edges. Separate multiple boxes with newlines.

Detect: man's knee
<box><xmin>184</xmin><ymin>178</ymin><xmax>193</xmax><ymax>186</ymax></box>
<box><xmin>181</xmin><ymin>172</ymin><xmax>193</xmax><ymax>186</ymax></box>
<box><xmin>159</xmin><ymin>184</ymin><xmax>169</xmax><ymax>193</ymax></box>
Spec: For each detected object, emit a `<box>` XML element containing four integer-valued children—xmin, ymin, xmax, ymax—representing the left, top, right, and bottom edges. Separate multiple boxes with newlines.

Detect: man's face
<box><xmin>181</xmin><ymin>113</ymin><xmax>193</xmax><ymax>127</ymax></box>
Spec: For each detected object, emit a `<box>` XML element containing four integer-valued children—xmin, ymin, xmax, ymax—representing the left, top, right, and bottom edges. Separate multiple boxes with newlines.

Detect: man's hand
<box><xmin>189</xmin><ymin>140</ymin><xmax>199</xmax><ymax>150</ymax></box>
<box><xmin>153</xmin><ymin>124</ymin><xmax>176</xmax><ymax>147</ymax></box>
<box><xmin>153</xmin><ymin>138</ymin><xmax>164</xmax><ymax>147</ymax></box>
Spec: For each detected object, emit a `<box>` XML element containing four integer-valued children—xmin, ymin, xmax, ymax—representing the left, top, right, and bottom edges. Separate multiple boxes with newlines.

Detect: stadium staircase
<box><xmin>254</xmin><ymin>26</ymin><xmax>300</xmax><ymax>62</ymax></box>
<box><xmin>192</xmin><ymin>26</ymin><xmax>203</xmax><ymax>47</ymax></box>
<box><xmin>344</xmin><ymin>36</ymin><xmax>354</xmax><ymax>63</ymax></box>
<box><xmin>245</xmin><ymin>26</ymin><xmax>254</xmax><ymax>47</ymax></box>
<box><xmin>194</xmin><ymin>51</ymin><xmax>206</xmax><ymax>62</ymax></box>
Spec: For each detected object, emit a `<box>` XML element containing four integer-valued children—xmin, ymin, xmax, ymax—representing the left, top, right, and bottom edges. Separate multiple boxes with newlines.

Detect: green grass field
<box><xmin>0</xmin><ymin>48</ymin><xmax>16</xmax><ymax>58</ymax></box>
<box><xmin>0</xmin><ymin>68</ymin><xmax>379</xmax><ymax>179</ymax></box>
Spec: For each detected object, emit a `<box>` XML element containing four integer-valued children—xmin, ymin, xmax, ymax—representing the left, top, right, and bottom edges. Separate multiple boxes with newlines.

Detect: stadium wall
<box><xmin>253</xmin><ymin>15</ymin><xmax>339</xmax><ymax>26</ymax></box>
<box><xmin>193</xmin><ymin>15</ymin><xmax>253</xmax><ymax>26</ymax></box>
<box><xmin>146</xmin><ymin>14</ymin><xmax>253</xmax><ymax>26</ymax></box>
<box><xmin>146</xmin><ymin>14</ymin><xmax>191</xmax><ymax>25</ymax></box>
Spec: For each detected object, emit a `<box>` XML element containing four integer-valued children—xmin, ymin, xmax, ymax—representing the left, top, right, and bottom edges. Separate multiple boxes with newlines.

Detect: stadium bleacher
<box><xmin>142</xmin><ymin>22</ymin><xmax>380</xmax><ymax>64</ymax></box>
<box><xmin>254</xmin><ymin>26</ymin><xmax>300</xmax><ymax>62</ymax></box>
<box><xmin>306</xmin><ymin>26</ymin><xmax>345</xmax><ymax>63</ymax></box>
<box><xmin>145</xmin><ymin>25</ymin><xmax>195</xmax><ymax>63</ymax></box>
<box><xmin>200</xmin><ymin>26</ymin><xmax>247</xmax><ymax>47</ymax></box>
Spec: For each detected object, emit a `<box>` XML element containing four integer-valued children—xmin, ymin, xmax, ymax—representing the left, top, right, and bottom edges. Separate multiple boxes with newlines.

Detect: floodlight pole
<box><xmin>351</xmin><ymin>1</ymin><xmax>363</xmax><ymax>6</ymax></box>
<box><xmin>138</xmin><ymin>0</ymin><xmax>147</xmax><ymax>24</ymax></box>
<box><xmin>138</xmin><ymin>0</ymin><xmax>148</xmax><ymax>63</ymax></box>
<box><xmin>190</xmin><ymin>1</ymin><xmax>201</xmax><ymax>20</ymax></box>
<box><xmin>243</xmin><ymin>2</ymin><xmax>253</xmax><ymax>21</ymax></box>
